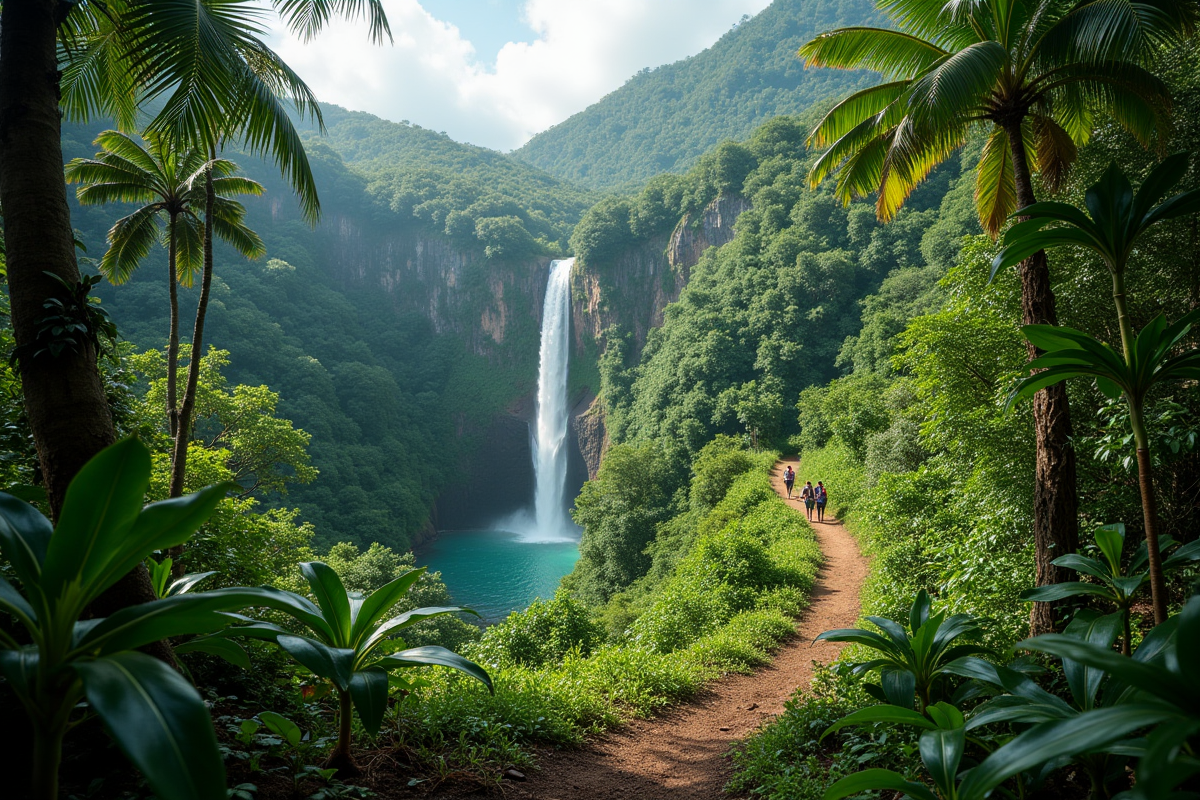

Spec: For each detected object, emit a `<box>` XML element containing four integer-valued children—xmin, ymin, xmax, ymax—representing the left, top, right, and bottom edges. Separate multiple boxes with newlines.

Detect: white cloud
<box><xmin>268</xmin><ymin>0</ymin><xmax>772</xmax><ymax>151</ymax></box>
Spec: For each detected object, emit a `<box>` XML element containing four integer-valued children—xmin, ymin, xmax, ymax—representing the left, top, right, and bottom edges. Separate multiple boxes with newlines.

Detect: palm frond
<box><xmin>1031</xmin><ymin>113</ymin><xmax>1077</xmax><ymax>193</ymax></box>
<box><xmin>799</xmin><ymin>27</ymin><xmax>949</xmax><ymax>79</ymax></box>
<box><xmin>211</xmin><ymin>176</ymin><xmax>266</xmax><ymax>198</ymax></box>
<box><xmin>878</xmin><ymin>120</ymin><xmax>967</xmax><ymax>220</ymax></box>
<box><xmin>834</xmin><ymin>132</ymin><xmax>893</xmax><ymax>206</ymax></box>
<box><xmin>1037</xmin><ymin>0</ymin><xmax>1197</xmax><ymax>68</ymax></box>
<box><xmin>172</xmin><ymin>214</ymin><xmax>205</xmax><ymax>287</ymax></box>
<box><xmin>809</xmin><ymin>81</ymin><xmax>911</xmax><ymax>148</ymax></box>
<box><xmin>103</xmin><ymin>205</ymin><xmax>164</xmax><ymax>284</ymax></box>
<box><xmin>59</xmin><ymin>22</ymin><xmax>142</xmax><ymax>131</ymax></box>
<box><xmin>809</xmin><ymin>102</ymin><xmax>904</xmax><ymax>189</ymax></box>
<box><xmin>878</xmin><ymin>0</ymin><xmax>981</xmax><ymax>49</ymax></box>
<box><xmin>905</xmin><ymin>41</ymin><xmax>1007</xmax><ymax>123</ymax></box>
<box><xmin>272</xmin><ymin>0</ymin><xmax>392</xmax><ymax>45</ymax></box>
<box><xmin>94</xmin><ymin>131</ymin><xmax>163</xmax><ymax>176</ymax></box>
<box><xmin>976</xmin><ymin>125</ymin><xmax>1018</xmax><ymax>237</ymax></box>
<box><xmin>211</xmin><ymin>214</ymin><xmax>267</xmax><ymax>259</ymax></box>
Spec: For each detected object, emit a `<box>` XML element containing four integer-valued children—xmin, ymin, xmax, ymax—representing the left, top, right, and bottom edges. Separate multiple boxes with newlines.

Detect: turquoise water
<box><xmin>417</xmin><ymin>529</ymin><xmax>581</xmax><ymax>623</ymax></box>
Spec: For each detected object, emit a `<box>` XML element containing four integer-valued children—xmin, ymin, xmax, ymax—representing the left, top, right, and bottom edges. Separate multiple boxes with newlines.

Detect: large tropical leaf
<box><xmin>76</xmin><ymin>651</ymin><xmax>227</xmax><ymax>800</ymax></box>
<box><xmin>348</xmin><ymin>667</ymin><xmax>389</xmax><ymax>735</ymax></box>
<box><xmin>0</xmin><ymin>492</ymin><xmax>53</xmax><ymax>589</ymax></box>
<box><xmin>374</xmin><ymin>646</ymin><xmax>493</xmax><ymax>693</ymax></box>
<box><xmin>823</xmin><ymin>768</ymin><xmax>938</xmax><ymax>800</ymax></box>
<box><xmin>41</xmin><ymin>438</ymin><xmax>151</xmax><ymax>606</ymax></box>
<box><xmin>347</xmin><ymin>566</ymin><xmax>425</xmax><ymax>644</ymax></box>
<box><xmin>299</xmin><ymin>561</ymin><xmax>352</xmax><ymax>646</ymax></box>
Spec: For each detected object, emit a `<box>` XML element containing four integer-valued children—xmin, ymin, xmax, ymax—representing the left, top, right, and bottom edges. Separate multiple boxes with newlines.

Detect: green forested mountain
<box><xmin>61</xmin><ymin>106</ymin><xmax>595</xmax><ymax>553</ymax></box>
<box><xmin>513</xmin><ymin>0</ymin><xmax>881</xmax><ymax>189</ymax></box>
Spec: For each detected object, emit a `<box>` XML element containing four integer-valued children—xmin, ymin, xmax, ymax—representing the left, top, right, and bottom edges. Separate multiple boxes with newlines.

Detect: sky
<box><xmin>267</xmin><ymin>0</ymin><xmax>773</xmax><ymax>152</ymax></box>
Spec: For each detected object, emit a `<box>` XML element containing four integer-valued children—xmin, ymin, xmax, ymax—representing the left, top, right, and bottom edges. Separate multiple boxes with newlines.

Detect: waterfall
<box><xmin>528</xmin><ymin>258</ymin><xmax>576</xmax><ymax>541</ymax></box>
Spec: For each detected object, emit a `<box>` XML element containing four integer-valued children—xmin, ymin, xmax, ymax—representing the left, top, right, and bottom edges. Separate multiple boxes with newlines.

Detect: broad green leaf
<box><xmin>1174</xmin><ymin>597</ymin><xmax>1200</xmax><ymax>682</ymax></box>
<box><xmin>960</xmin><ymin>705</ymin><xmax>1177</xmax><ymax>799</ymax></box>
<box><xmin>967</xmin><ymin>695</ymin><xmax>1074</xmax><ymax>730</ymax></box>
<box><xmin>168</xmin><ymin>571</ymin><xmax>218</xmax><ymax>596</ymax></box>
<box><xmin>43</xmin><ymin>438</ymin><xmax>151</xmax><ymax>604</ymax></box>
<box><xmin>76</xmin><ymin>651</ymin><xmax>226</xmax><ymax>800</ymax></box>
<box><xmin>0</xmin><ymin>492</ymin><xmax>53</xmax><ymax>588</ymax></box>
<box><xmin>1094</xmin><ymin>523</ymin><xmax>1126</xmax><ymax>571</ymax></box>
<box><xmin>919</xmin><ymin>726</ymin><xmax>965</xmax><ymax>796</ymax></box>
<box><xmin>174</xmin><ymin>635</ymin><xmax>251</xmax><ymax>669</ymax></box>
<box><xmin>77</xmin><ymin>587</ymin><xmax>289</xmax><ymax>655</ymax></box>
<box><xmin>300</xmin><ymin>562</ymin><xmax>352</xmax><ymax>647</ymax></box>
<box><xmin>93</xmin><ymin>483</ymin><xmax>235</xmax><ymax>601</ymax></box>
<box><xmin>1048</xmin><ymin>553</ymin><xmax>1111</xmax><ymax>580</ymax></box>
<box><xmin>0</xmin><ymin>574</ymin><xmax>37</xmax><ymax>629</ymax></box>
<box><xmin>277</xmin><ymin>634</ymin><xmax>355</xmax><ymax>690</ymax></box>
<box><xmin>360</xmin><ymin>606</ymin><xmax>479</xmax><ymax>656</ymax></box>
<box><xmin>822</xmin><ymin>703</ymin><xmax>937</xmax><ymax>739</ymax></box>
<box><xmin>1062</xmin><ymin>611</ymin><xmax>1123</xmax><ymax>710</ymax></box>
<box><xmin>1022</xmin><ymin>634</ymin><xmax>1188</xmax><ymax>705</ymax></box>
<box><xmin>880</xmin><ymin>666</ymin><xmax>916</xmax><ymax>708</ymax></box>
<box><xmin>925</xmin><ymin>702</ymin><xmax>964</xmax><ymax>730</ymax></box>
<box><xmin>1021</xmin><ymin>582</ymin><xmax>1115</xmax><ymax>602</ymax></box>
<box><xmin>909</xmin><ymin>589</ymin><xmax>931</xmax><ymax>632</ymax></box>
<box><xmin>1164</xmin><ymin>539</ymin><xmax>1200</xmax><ymax>571</ymax></box>
<box><xmin>374</xmin><ymin>646</ymin><xmax>493</xmax><ymax>694</ymax></box>
<box><xmin>1096</xmin><ymin>376</ymin><xmax>1123</xmax><ymax>398</ymax></box>
<box><xmin>0</xmin><ymin>647</ymin><xmax>39</xmax><ymax>695</ymax></box>
<box><xmin>258</xmin><ymin>711</ymin><xmax>303</xmax><ymax>747</ymax></box>
<box><xmin>347</xmin><ymin>567</ymin><xmax>425</xmax><ymax>645</ymax></box>
<box><xmin>349</xmin><ymin>667</ymin><xmax>389</xmax><ymax>735</ymax></box>
<box><xmin>823</xmin><ymin>768</ymin><xmax>938</xmax><ymax>800</ymax></box>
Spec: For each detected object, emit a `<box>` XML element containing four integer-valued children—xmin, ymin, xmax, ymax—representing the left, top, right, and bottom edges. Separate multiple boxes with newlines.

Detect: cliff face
<box><xmin>317</xmin><ymin>214</ymin><xmax>552</xmax><ymax>361</ymax></box>
<box><xmin>570</xmin><ymin>193</ymin><xmax>749</xmax><ymax>356</ymax></box>
<box><xmin>567</xmin><ymin>193</ymin><xmax>750</xmax><ymax>477</ymax></box>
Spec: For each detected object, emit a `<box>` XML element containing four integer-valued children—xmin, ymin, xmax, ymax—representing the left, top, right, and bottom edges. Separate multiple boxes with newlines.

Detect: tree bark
<box><xmin>1003</xmin><ymin>118</ymin><xmax>1080</xmax><ymax>636</ymax></box>
<box><xmin>0</xmin><ymin>0</ymin><xmax>169</xmax><ymax>654</ymax></box>
<box><xmin>169</xmin><ymin>167</ymin><xmax>215</xmax><ymax>499</ymax></box>
<box><xmin>166</xmin><ymin>213</ymin><xmax>180</xmax><ymax>440</ymax></box>
<box><xmin>0</xmin><ymin>0</ymin><xmax>115</xmax><ymax>516</ymax></box>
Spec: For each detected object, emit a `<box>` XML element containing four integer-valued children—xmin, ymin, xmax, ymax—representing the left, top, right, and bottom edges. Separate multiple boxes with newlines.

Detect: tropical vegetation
<box><xmin>2</xmin><ymin>0</ymin><xmax>1200</xmax><ymax>795</ymax></box>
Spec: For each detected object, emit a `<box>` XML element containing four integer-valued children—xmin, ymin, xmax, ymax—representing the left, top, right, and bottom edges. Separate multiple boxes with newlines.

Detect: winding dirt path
<box><xmin>491</xmin><ymin>458</ymin><xmax>869</xmax><ymax>799</ymax></box>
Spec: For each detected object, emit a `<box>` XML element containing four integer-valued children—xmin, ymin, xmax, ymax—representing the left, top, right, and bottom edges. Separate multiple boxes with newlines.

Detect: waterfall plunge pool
<box><xmin>418</xmin><ymin>530</ymin><xmax>580</xmax><ymax>623</ymax></box>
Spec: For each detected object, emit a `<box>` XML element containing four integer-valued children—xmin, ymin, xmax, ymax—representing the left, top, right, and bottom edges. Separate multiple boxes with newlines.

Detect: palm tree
<box><xmin>65</xmin><ymin>131</ymin><xmax>264</xmax><ymax>442</ymax></box>
<box><xmin>995</xmin><ymin>155</ymin><xmax>1200</xmax><ymax>623</ymax></box>
<box><xmin>0</xmin><ymin>0</ymin><xmax>387</xmax><ymax>626</ymax></box>
<box><xmin>798</xmin><ymin>0</ymin><xmax>1195</xmax><ymax>634</ymax></box>
<box><xmin>0</xmin><ymin>0</ymin><xmax>389</xmax><ymax>520</ymax></box>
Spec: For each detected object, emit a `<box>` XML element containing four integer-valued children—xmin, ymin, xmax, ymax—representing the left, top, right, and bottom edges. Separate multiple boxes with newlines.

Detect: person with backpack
<box><xmin>783</xmin><ymin>465</ymin><xmax>795</xmax><ymax>498</ymax></box>
<box><xmin>815</xmin><ymin>481</ymin><xmax>828</xmax><ymax>522</ymax></box>
<box><xmin>800</xmin><ymin>481</ymin><xmax>815</xmax><ymax>521</ymax></box>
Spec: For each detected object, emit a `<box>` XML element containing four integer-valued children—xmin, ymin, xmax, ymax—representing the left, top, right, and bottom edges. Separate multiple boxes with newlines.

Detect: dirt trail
<box><xmin>490</xmin><ymin>457</ymin><xmax>869</xmax><ymax>799</ymax></box>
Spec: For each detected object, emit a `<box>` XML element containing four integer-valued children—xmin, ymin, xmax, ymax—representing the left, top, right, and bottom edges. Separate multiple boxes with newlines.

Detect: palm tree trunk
<box><xmin>0</xmin><ymin>0</ymin><xmax>168</xmax><ymax>652</ymax></box>
<box><xmin>1111</xmin><ymin>270</ymin><xmax>1167</xmax><ymax>623</ymax></box>
<box><xmin>167</xmin><ymin>213</ymin><xmax>181</xmax><ymax>440</ymax></box>
<box><xmin>169</xmin><ymin>167</ymin><xmax>215</xmax><ymax>499</ymax></box>
<box><xmin>1003</xmin><ymin>118</ymin><xmax>1080</xmax><ymax>636</ymax></box>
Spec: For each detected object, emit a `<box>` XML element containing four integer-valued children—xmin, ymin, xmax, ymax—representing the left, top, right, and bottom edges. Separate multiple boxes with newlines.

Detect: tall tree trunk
<box><xmin>0</xmin><ymin>0</ymin><xmax>167</xmax><ymax>648</ymax></box>
<box><xmin>166</xmin><ymin>214</ymin><xmax>180</xmax><ymax>439</ymax></box>
<box><xmin>1003</xmin><ymin>119</ymin><xmax>1080</xmax><ymax>636</ymax></box>
<box><xmin>169</xmin><ymin>167</ymin><xmax>215</xmax><ymax>499</ymax></box>
<box><xmin>0</xmin><ymin>0</ymin><xmax>114</xmax><ymax>515</ymax></box>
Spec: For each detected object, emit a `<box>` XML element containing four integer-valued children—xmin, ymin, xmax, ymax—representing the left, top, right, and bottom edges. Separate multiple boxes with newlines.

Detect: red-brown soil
<box><xmin>457</xmin><ymin>457</ymin><xmax>870</xmax><ymax>800</ymax></box>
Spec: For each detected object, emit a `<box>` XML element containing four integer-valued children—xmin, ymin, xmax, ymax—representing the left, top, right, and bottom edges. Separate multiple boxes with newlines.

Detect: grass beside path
<box><xmin>386</xmin><ymin>456</ymin><xmax>823</xmax><ymax>785</ymax></box>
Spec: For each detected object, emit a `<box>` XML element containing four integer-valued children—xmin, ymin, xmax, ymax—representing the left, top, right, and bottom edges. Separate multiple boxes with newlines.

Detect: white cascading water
<box><xmin>528</xmin><ymin>257</ymin><xmax>575</xmax><ymax>541</ymax></box>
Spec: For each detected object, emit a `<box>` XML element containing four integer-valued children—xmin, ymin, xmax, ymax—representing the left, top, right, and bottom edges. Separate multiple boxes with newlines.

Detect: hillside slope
<box><xmin>512</xmin><ymin>0</ymin><xmax>880</xmax><ymax>189</ymax></box>
<box><xmin>64</xmin><ymin>108</ymin><xmax>594</xmax><ymax>552</ymax></box>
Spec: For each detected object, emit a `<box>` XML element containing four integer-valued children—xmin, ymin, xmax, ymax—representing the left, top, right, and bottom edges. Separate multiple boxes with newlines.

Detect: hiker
<box><xmin>800</xmin><ymin>481</ymin><xmax>815</xmax><ymax>521</ymax></box>
<box><xmin>783</xmin><ymin>465</ymin><xmax>795</xmax><ymax>498</ymax></box>
<box><xmin>815</xmin><ymin>481</ymin><xmax>828</xmax><ymax>522</ymax></box>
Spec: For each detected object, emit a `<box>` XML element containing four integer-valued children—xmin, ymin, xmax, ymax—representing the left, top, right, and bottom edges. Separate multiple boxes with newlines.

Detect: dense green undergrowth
<box><xmin>382</xmin><ymin>454</ymin><xmax>820</xmax><ymax>774</ymax></box>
